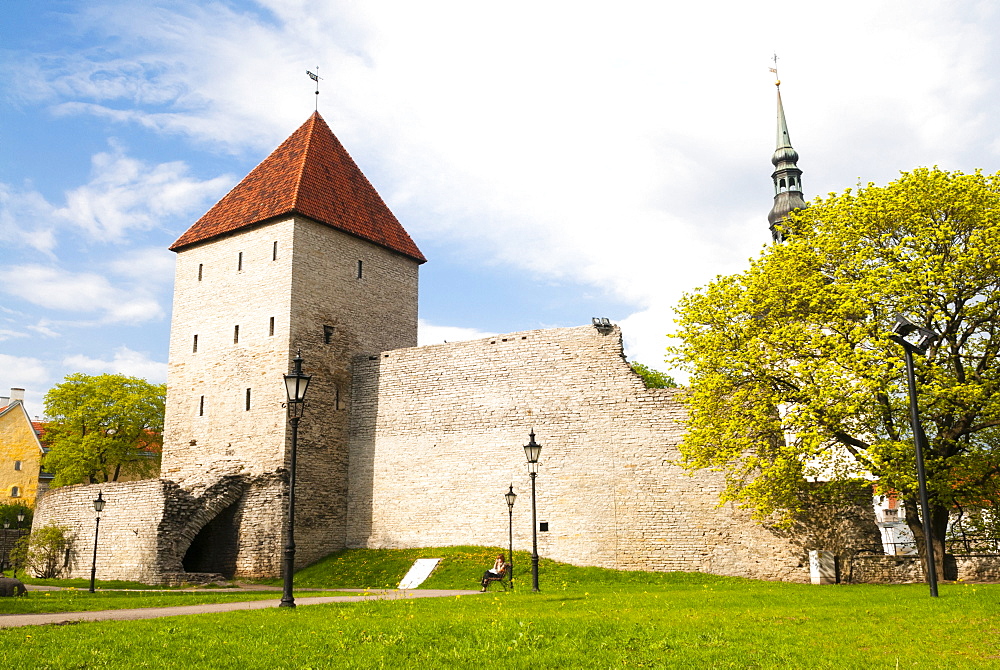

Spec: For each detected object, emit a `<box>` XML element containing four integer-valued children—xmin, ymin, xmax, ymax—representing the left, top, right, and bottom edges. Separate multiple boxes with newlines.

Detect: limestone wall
<box><xmin>32</xmin><ymin>480</ymin><xmax>167</xmax><ymax>583</ymax></box>
<box><xmin>346</xmin><ymin>324</ymin><xmax>847</xmax><ymax>582</ymax></box>
<box><xmin>851</xmin><ymin>554</ymin><xmax>1000</xmax><ymax>583</ymax></box>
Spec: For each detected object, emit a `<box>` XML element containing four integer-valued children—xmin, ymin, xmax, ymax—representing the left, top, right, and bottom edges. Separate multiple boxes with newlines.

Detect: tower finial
<box><xmin>766</xmin><ymin>68</ymin><xmax>806</xmax><ymax>243</ymax></box>
<box><xmin>306</xmin><ymin>67</ymin><xmax>322</xmax><ymax>112</ymax></box>
<box><xmin>770</xmin><ymin>53</ymin><xmax>780</xmax><ymax>87</ymax></box>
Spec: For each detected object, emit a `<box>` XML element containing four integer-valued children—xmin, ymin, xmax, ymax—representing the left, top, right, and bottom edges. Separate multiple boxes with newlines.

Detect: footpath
<box><xmin>0</xmin><ymin>586</ymin><xmax>480</xmax><ymax>629</ymax></box>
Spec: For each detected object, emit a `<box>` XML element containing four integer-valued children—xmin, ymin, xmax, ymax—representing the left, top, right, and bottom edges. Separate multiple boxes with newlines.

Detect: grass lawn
<box><xmin>3</xmin><ymin>547</ymin><xmax>999</xmax><ymax>668</ymax></box>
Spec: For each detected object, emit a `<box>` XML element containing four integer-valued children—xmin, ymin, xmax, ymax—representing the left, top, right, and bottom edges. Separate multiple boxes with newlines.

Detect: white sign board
<box><xmin>398</xmin><ymin>558</ymin><xmax>442</xmax><ymax>589</ymax></box>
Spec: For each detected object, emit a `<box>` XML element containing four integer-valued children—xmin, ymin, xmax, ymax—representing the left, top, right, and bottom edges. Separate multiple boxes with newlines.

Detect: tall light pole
<box><xmin>89</xmin><ymin>491</ymin><xmax>105</xmax><ymax>593</ymax></box>
<box><xmin>505</xmin><ymin>484</ymin><xmax>517</xmax><ymax>591</ymax></box>
<box><xmin>889</xmin><ymin>314</ymin><xmax>939</xmax><ymax>598</ymax></box>
<box><xmin>523</xmin><ymin>431</ymin><xmax>542</xmax><ymax>593</ymax></box>
<box><xmin>281</xmin><ymin>350</ymin><xmax>312</xmax><ymax>608</ymax></box>
<box><xmin>2</xmin><ymin>520</ymin><xmax>9</xmax><ymax>573</ymax></box>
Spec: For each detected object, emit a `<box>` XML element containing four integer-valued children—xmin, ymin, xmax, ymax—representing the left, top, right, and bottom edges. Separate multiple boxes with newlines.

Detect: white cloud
<box><xmin>0</xmin><ymin>354</ymin><xmax>48</xmax><ymax>388</ymax></box>
<box><xmin>0</xmin><ymin>146</ymin><xmax>231</xmax><ymax>249</ymax></box>
<box><xmin>54</xmin><ymin>145</ymin><xmax>232</xmax><ymax>242</ymax></box>
<box><xmin>1</xmin><ymin>264</ymin><xmax>164</xmax><ymax>324</ymax></box>
<box><xmin>5</xmin><ymin>0</ymin><xmax>1000</xmax><ymax>370</ymax></box>
<box><xmin>0</xmin><ymin>329</ymin><xmax>28</xmax><ymax>343</ymax></box>
<box><xmin>63</xmin><ymin>346</ymin><xmax>167</xmax><ymax>383</ymax></box>
<box><xmin>418</xmin><ymin>319</ymin><xmax>494</xmax><ymax>346</ymax></box>
<box><xmin>107</xmin><ymin>246</ymin><xmax>175</xmax><ymax>283</ymax></box>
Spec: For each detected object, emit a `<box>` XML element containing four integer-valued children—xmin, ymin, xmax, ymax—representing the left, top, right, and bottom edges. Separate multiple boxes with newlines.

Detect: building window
<box><xmin>273</xmin><ymin>241</ymin><xmax>278</xmax><ymax>261</ymax></box>
<box><xmin>199</xmin><ymin>395</ymin><xmax>205</xmax><ymax>416</ymax></box>
<box><xmin>357</xmin><ymin>260</ymin><xmax>363</xmax><ymax>279</ymax></box>
<box><xmin>198</xmin><ymin>263</ymin><xmax>203</xmax><ymax>281</ymax></box>
<box><xmin>238</xmin><ymin>252</ymin><xmax>243</xmax><ymax>271</ymax></box>
<box><xmin>245</xmin><ymin>388</ymin><xmax>251</xmax><ymax>411</ymax></box>
<box><xmin>324</xmin><ymin>325</ymin><xmax>335</xmax><ymax>344</ymax></box>
<box><xmin>13</xmin><ymin>461</ymin><xmax>21</xmax><ymax>471</ymax></box>
<box><xmin>234</xmin><ymin>325</ymin><xmax>239</xmax><ymax>344</ymax></box>
<box><xmin>10</xmin><ymin>486</ymin><xmax>20</xmax><ymax>498</ymax></box>
<box><xmin>193</xmin><ymin>334</ymin><xmax>198</xmax><ymax>353</ymax></box>
<box><xmin>335</xmin><ymin>386</ymin><xmax>340</xmax><ymax>410</ymax></box>
<box><xmin>269</xmin><ymin>317</ymin><xmax>275</xmax><ymax>337</ymax></box>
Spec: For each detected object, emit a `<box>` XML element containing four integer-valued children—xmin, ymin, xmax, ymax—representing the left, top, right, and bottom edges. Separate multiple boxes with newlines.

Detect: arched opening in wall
<box><xmin>182</xmin><ymin>501</ymin><xmax>241</xmax><ymax>577</ymax></box>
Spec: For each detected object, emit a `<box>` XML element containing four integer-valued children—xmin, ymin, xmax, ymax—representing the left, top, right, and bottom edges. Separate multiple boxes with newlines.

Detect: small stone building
<box><xmin>33</xmin><ymin>113</ymin><xmax>879</xmax><ymax>584</ymax></box>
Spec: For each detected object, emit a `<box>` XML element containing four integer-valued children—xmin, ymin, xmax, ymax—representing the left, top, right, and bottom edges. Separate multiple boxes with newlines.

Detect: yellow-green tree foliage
<box><xmin>630</xmin><ymin>362</ymin><xmax>678</xmax><ymax>389</ymax></box>
<box><xmin>671</xmin><ymin>168</ymin><xmax>1000</xmax><ymax>554</ymax></box>
<box><xmin>43</xmin><ymin>373</ymin><xmax>165</xmax><ymax>486</ymax></box>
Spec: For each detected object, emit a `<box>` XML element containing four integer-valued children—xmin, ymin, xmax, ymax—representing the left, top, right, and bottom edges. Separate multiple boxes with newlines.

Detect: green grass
<box><xmin>257</xmin><ymin>545</ymin><xmax>525</xmax><ymax>589</ymax></box>
<box><xmin>3</xmin><ymin>548</ymin><xmax>1000</xmax><ymax>668</ymax></box>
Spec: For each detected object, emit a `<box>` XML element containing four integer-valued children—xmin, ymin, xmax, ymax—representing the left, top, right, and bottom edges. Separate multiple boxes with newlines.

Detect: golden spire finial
<box><xmin>769</xmin><ymin>53</ymin><xmax>780</xmax><ymax>87</ymax></box>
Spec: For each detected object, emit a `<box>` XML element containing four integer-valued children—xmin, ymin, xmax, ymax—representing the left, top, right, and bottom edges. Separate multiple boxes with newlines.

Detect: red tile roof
<box><xmin>170</xmin><ymin>112</ymin><xmax>426</xmax><ymax>263</ymax></box>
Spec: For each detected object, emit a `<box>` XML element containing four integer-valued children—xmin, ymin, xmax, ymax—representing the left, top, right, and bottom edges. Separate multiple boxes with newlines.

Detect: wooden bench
<box><xmin>482</xmin><ymin>567</ymin><xmax>509</xmax><ymax>591</ymax></box>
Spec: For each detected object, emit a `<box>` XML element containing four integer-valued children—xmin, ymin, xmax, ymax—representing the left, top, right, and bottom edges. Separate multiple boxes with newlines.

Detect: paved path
<box><xmin>0</xmin><ymin>589</ymin><xmax>480</xmax><ymax>629</ymax></box>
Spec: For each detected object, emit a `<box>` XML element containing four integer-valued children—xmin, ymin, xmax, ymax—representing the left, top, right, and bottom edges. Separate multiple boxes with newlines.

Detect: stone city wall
<box><xmin>32</xmin><ymin>480</ymin><xmax>168</xmax><ymax>583</ymax></box>
<box><xmin>851</xmin><ymin>554</ymin><xmax>1000</xmax><ymax>583</ymax></box>
<box><xmin>346</xmin><ymin>324</ymin><xmax>873</xmax><ymax>582</ymax></box>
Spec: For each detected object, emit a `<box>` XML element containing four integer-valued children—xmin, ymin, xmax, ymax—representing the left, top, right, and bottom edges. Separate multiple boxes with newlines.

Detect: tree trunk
<box><xmin>903</xmin><ymin>498</ymin><xmax>947</xmax><ymax>582</ymax></box>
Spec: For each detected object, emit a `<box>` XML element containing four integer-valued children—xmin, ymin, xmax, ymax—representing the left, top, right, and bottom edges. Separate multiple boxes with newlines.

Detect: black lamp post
<box><xmin>89</xmin><ymin>491</ymin><xmax>105</xmax><ymax>593</ymax></box>
<box><xmin>505</xmin><ymin>484</ymin><xmax>517</xmax><ymax>591</ymax></box>
<box><xmin>281</xmin><ymin>350</ymin><xmax>311</xmax><ymax>608</ymax></box>
<box><xmin>523</xmin><ymin>431</ymin><xmax>542</xmax><ymax>592</ymax></box>
<box><xmin>889</xmin><ymin>314</ymin><xmax>939</xmax><ymax>598</ymax></box>
<box><xmin>2</xmin><ymin>520</ymin><xmax>9</xmax><ymax>573</ymax></box>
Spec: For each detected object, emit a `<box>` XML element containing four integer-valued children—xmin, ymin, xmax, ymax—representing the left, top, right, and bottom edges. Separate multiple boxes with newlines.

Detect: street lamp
<box><xmin>889</xmin><ymin>313</ymin><xmax>939</xmax><ymax>598</ymax></box>
<box><xmin>281</xmin><ymin>350</ymin><xmax>312</xmax><ymax>608</ymax></box>
<box><xmin>2</xmin><ymin>520</ymin><xmax>9</xmax><ymax>573</ymax></box>
<box><xmin>89</xmin><ymin>491</ymin><xmax>105</xmax><ymax>593</ymax></box>
<box><xmin>505</xmin><ymin>484</ymin><xmax>517</xmax><ymax>591</ymax></box>
<box><xmin>523</xmin><ymin>430</ymin><xmax>542</xmax><ymax>592</ymax></box>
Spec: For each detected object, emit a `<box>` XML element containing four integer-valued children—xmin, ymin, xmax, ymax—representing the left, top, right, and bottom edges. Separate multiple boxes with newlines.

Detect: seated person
<box><xmin>480</xmin><ymin>553</ymin><xmax>507</xmax><ymax>591</ymax></box>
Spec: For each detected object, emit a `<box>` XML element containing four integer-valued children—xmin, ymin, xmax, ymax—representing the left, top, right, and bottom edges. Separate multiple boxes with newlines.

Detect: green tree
<box><xmin>0</xmin><ymin>502</ymin><xmax>32</xmax><ymax>528</ymax></box>
<box><xmin>670</xmin><ymin>167</ymin><xmax>1000</xmax><ymax>580</ymax></box>
<box><xmin>630</xmin><ymin>362</ymin><xmax>678</xmax><ymax>389</ymax></box>
<box><xmin>10</xmin><ymin>523</ymin><xmax>72</xmax><ymax>578</ymax></box>
<box><xmin>43</xmin><ymin>373</ymin><xmax>165</xmax><ymax>486</ymax></box>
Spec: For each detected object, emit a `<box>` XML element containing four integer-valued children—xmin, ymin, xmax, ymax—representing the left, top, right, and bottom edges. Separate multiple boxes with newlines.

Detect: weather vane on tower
<box><xmin>306</xmin><ymin>67</ymin><xmax>322</xmax><ymax>111</ymax></box>
<box><xmin>769</xmin><ymin>53</ymin><xmax>780</xmax><ymax>88</ymax></box>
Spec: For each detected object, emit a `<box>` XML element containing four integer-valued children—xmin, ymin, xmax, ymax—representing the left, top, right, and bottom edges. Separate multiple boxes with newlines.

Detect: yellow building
<box><xmin>0</xmin><ymin>388</ymin><xmax>50</xmax><ymax>506</ymax></box>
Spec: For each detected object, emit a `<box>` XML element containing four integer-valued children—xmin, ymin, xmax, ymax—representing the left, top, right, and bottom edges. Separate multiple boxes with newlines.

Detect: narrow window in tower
<box><xmin>238</xmin><ymin>252</ymin><xmax>243</xmax><ymax>271</ymax></box>
<box><xmin>14</xmin><ymin>461</ymin><xmax>21</xmax><ymax>471</ymax></box>
<box><xmin>324</xmin><ymin>325</ymin><xmax>335</xmax><ymax>344</ymax></box>
<box><xmin>198</xmin><ymin>263</ymin><xmax>203</xmax><ymax>281</ymax></box>
<box><xmin>234</xmin><ymin>325</ymin><xmax>239</xmax><ymax>344</ymax></box>
<box><xmin>273</xmin><ymin>241</ymin><xmax>278</xmax><ymax>261</ymax></box>
<box><xmin>245</xmin><ymin>388</ymin><xmax>251</xmax><ymax>411</ymax></box>
<box><xmin>199</xmin><ymin>395</ymin><xmax>205</xmax><ymax>416</ymax></box>
<box><xmin>335</xmin><ymin>385</ymin><xmax>340</xmax><ymax>410</ymax></box>
<box><xmin>357</xmin><ymin>260</ymin><xmax>363</xmax><ymax>279</ymax></box>
<box><xmin>11</xmin><ymin>486</ymin><xmax>19</xmax><ymax>498</ymax></box>
<box><xmin>193</xmin><ymin>334</ymin><xmax>198</xmax><ymax>353</ymax></box>
<box><xmin>779</xmin><ymin>178</ymin><xmax>786</xmax><ymax>190</ymax></box>
<box><xmin>269</xmin><ymin>317</ymin><xmax>275</xmax><ymax>336</ymax></box>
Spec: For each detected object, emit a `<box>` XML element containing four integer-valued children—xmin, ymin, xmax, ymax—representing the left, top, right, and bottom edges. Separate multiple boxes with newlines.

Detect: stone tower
<box><xmin>767</xmin><ymin>79</ymin><xmax>806</xmax><ymax>243</ymax></box>
<box><xmin>161</xmin><ymin>112</ymin><xmax>426</xmax><ymax>577</ymax></box>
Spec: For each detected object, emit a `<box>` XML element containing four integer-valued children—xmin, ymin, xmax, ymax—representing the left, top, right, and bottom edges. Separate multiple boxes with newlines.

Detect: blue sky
<box><xmin>2</xmin><ymin>0</ymin><xmax>1000</xmax><ymax>417</ymax></box>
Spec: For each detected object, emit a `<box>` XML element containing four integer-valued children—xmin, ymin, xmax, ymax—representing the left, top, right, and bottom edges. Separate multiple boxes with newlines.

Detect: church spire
<box><xmin>767</xmin><ymin>77</ymin><xmax>806</xmax><ymax>243</ymax></box>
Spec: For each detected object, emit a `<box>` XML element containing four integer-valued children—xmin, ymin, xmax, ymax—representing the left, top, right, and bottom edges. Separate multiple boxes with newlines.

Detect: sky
<box><xmin>2</xmin><ymin>0</ymin><xmax>1000</xmax><ymax>418</ymax></box>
